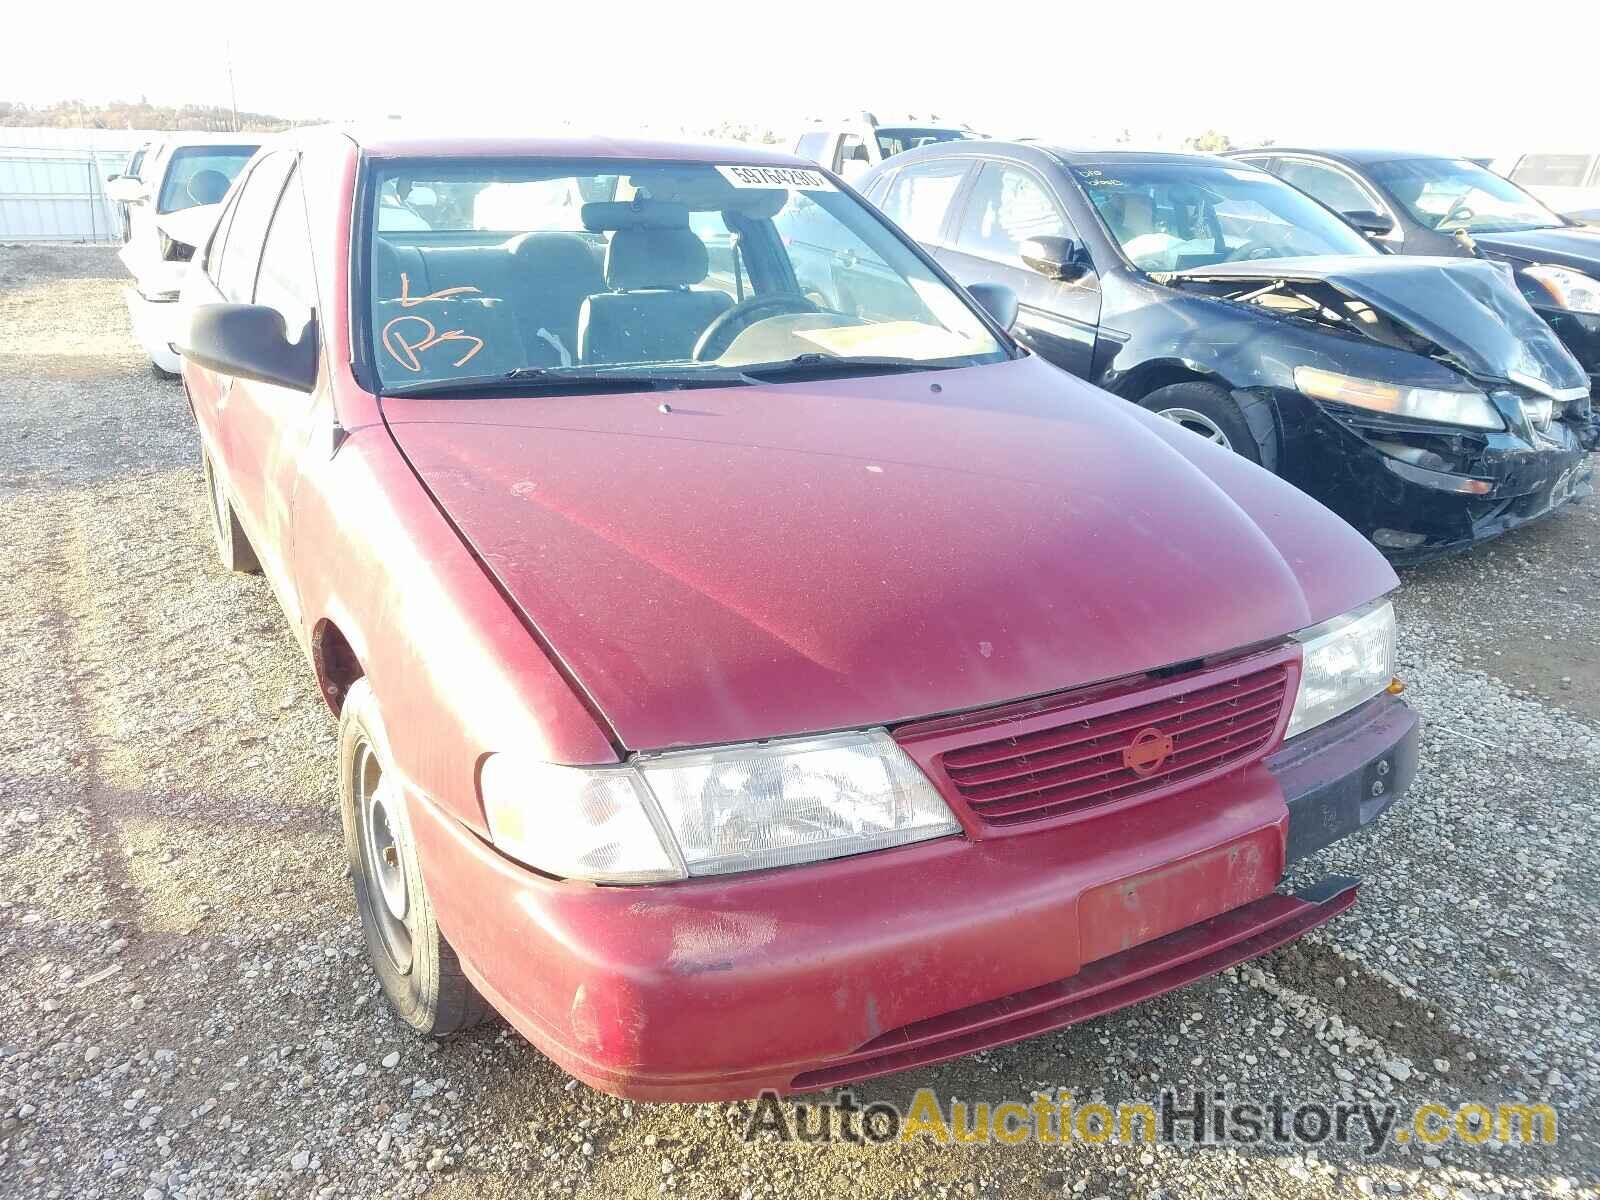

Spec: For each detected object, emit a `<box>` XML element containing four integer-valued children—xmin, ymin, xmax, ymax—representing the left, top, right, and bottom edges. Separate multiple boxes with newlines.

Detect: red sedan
<box><xmin>179</xmin><ymin>128</ymin><xmax>1416</xmax><ymax>1100</ymax></box>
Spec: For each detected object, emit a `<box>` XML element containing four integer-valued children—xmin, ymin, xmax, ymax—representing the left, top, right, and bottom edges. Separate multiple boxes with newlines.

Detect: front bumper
<box><xmin>122</xmin><ymin>286</ymin><xmax>184</xmax><ymax>374</ymax></box>
<box><xmin>405</xmin><ymin>694</ymin><xmax>1416</xmax><ymax>1101</ymax></box>
<box><xmin>1277</xmin><ymin>389</ymin><xmax>1594</xmax><ymax>563</ymax></box>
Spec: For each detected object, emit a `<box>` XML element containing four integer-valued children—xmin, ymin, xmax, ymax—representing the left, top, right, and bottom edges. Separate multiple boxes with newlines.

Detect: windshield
<box><xmin>875</xmin><ymin>127</ymin><xmax>973</xmax><ymax>157</ymax></box>
<box><xmin>156</xmin><ymin>145</ymin><xmax>258</xmax><ymax>213</ymax></box>
<box><xmin>1367</xmin><ymin>158</ymin><xmax>1562</xmax><ymax>235</ymax></box>
<box><xmin>1072</xmin><ymin>161</ymin><xmax>1376</xmax><ymax>272</ymax></box>
<box><xmin>366</xmin><ymin>158</ymin><xmax>1006</xmax><ymax>393</ymax></box>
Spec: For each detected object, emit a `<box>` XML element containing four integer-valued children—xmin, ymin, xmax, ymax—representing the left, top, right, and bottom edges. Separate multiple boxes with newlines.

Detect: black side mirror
<box><xmin>1342</xmin><ymin>209</ymin><xmax>1395</xmax><ymax>237</ymax></box>
<box><xmin>184</xmin><ymin>304</ymin><xmax>318</xmax><ymax>393</ymax></box>
<box><xmin>966</xmin><ymin>282</ymin><xmax>1018</xmax><ymax>331</ymax></box>
<box><xmin>1020</xmin><ymin>235</ymin><xmax>1091</xmax><ymax>282</ymax></box>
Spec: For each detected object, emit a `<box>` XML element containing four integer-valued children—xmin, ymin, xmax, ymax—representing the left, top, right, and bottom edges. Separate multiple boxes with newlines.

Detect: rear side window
<box><xmin>880</xmin><ymin>160</ymin><xmax>968</xmax><ymax>244</ymax></box>
<box><xmin>955</xmin><ymin>162</ymin><xmax>1072</xmax><ymax>263</ymax></box>
<box><xmin>1512</xmin><ymin>154</ymin><xmax>1593</xmax><ymax>187</ymax></box>
<box><xmin>253</xmin><ymin>167</ymin><xmax>316</xmax><ymax>343</ymax></box>
<box><xmin>156</xmin><ymin>144</ymin><xmax>259</xmax><ymax>213</ymax></box>
<box><xmin>217</xmin><ymin>152</ymin><xmax>295</xmax><ymax>304</ymax></box>
<box><xmin>1274</xmin><ymin>159</ymin><xmax>1381</xmax><ymax>215</ymax></box>
<box><xmin>795</xmin><ymin>132</ymin><xmax>830</xmax><ymax>162</ymax></box>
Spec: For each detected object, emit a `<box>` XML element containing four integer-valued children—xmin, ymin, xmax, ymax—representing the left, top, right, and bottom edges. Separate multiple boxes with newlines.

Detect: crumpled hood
<box><xmin>153</xmin><ymin>203</ymin><xmax>224</xmax><ymax>251</ymax></box>
<box><xmin>382</xmin><ymin>355</ymin><xmax>1395</xmax><ymax>751</ymax></box>
<box><xmin>1172</xmin><ymin>254</ymin><xmax>1589</xmax><ymax>395</ymax></box>
<box><xmin>1471</xmin><ymin>224</ymin><xmax>1600</xmax><ymax>273</ymax></box>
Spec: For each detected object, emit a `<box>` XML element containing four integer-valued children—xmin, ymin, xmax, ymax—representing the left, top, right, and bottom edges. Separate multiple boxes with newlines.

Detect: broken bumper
<box><xmin>1279</xmin><ymin>390</ymin><xmax>1594</xmax><ymax>563</ymax></box>
<box><xmin>123</xmin><ymin>286</ymin><xmax>184</xmax><ymax>374</ymax></box>
<box><xmin>405</xmin><ymin>697</ymin><xmax>1414</xmax><ymax>1102</ymax></box>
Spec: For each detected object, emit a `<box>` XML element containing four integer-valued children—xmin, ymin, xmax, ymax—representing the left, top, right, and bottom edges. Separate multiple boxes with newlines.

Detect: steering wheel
<box><xmin>1439</xmin><ymin>197</ymin><xmax>1475</xmax><ymax>230</ymax></box>
<box><xmin>693</xmin><ymin>293</ymin><xmax>818</xmax><ymax>361</ymax></box>
<box><xmin>1229</xmin><ymin>240</ymin><xmax>1283</xmax><ymax>262</ymax></box>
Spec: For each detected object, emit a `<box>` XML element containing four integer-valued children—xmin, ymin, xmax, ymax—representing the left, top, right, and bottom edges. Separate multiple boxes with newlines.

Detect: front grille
<box><xmin>941</xmin><ymin>663</ymin><xmax>1291</xmax><ymax>827</ymax></box>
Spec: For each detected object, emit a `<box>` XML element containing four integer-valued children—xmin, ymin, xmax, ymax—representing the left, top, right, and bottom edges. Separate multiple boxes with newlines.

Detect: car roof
<box><xmin>314</xmin><ymin>125</ymin><xmax>814</xmax><ymax>166</ymax></box>
<box><xmin>1230</xmin><ymin>147</ymin><xmax>1457</xmax><ymax>166</ymax></box>
<box><xmin>1038</xmin><ymin>146</ymin><xmax>1245</xmax><ymax>169</ymax></box>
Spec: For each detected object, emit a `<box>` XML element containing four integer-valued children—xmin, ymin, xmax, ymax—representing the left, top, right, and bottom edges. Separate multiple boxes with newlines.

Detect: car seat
<box><xmin>187</xmin><ymin>169</ymin><xmax>231</xmax><ymax>207</ymax></box>
<box><xmin>505</xmin><ymin>232</ymin><xmax>604</xmax><ymax>366</ymax></box>
<box><xmin>576</xmin><ymin>206</ymin><xmax>732</xmax><ymax>365</ymax></box>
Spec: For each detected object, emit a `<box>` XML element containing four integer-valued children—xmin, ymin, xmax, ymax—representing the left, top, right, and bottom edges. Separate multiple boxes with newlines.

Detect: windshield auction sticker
<box><xmin>716</xmin><ymin>165</ymin><xmax>835</xmax><ymax>190</ymax></box>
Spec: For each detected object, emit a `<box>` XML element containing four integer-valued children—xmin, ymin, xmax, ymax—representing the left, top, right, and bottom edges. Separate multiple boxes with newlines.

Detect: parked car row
<box><xmin>169</xmin><ymin>126</ymin><xmax>1419</xmax><ymax>1101</ymax></box>
<box><xmin>855</xmin><ymin>140</ymin><xmax>1597</xmax><ymax>560</ymax></box>
<box><xmin>144</xmin><ymin>117</ymin><xmax>1600</xmax><ymax>1104</ymax></box>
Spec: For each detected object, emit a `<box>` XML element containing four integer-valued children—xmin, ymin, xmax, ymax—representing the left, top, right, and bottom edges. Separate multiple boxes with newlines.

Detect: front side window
<box><xmin>365</xmin><ymin>158</ymin><xmax>1006</xmax><ymax>393</ymax></box>
<box><xmin>217</xmin><ymin>152</ymin><xmax>294</xmax><ymax>304</ymax></box>
<box><xmin>1073</xmin><ymin>161</ymin><xmax>1376</xmax><ymax>272</ymax></box>
<box><xmin>156</xmin><ymin>144</ymin><xmax>259</xmax><ymax>213</ymax></box>
<box><xmin>1274</xmin><ymin>159</ymin><xmax>1382</xmax><ymax>216</ymax></box>
<box><xmin>254</xmin><ymin>167</ymin><xmax>316</xmax><ymax>344</ymax></box>
<box><xmin>1511</xmin><ymin>154</ymin><xmax>1594</xmax><ymax>188</ymax></box>
<box><xmin>879</xmin><ymin>160</ymin><xmax>968</xmax><ymax>244</ymax></box>
<box><xmin>955</xmin><ymin>162</ymin><xmax>1071</xmax><ymax>264</ymax></box>
<box><xmin>1368</xmin><ymin>158</ymin><xmax>1561</xmax><ymax>234</ymax></box>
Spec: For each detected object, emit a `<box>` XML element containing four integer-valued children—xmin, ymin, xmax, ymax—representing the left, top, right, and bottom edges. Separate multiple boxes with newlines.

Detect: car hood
<box><xmin>1471</xmin><ymin>224</ymin><xmax>1600</xmax><ymax>273</ymax></box>
<box><xmin>1169</xmin><ymin>254</ymin><xmax>1589</xmax><ymax>395</ymax></box>
<box><xmin>382</xmin><ymin>356</ymin><xmax>1396</xmax><ymax>751</ymax></box>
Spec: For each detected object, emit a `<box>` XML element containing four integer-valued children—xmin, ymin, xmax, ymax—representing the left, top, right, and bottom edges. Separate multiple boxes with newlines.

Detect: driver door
<box><xmin>940</xmin><ymin>161</ymin><xmax>1102</xmax><ymax>378</ymax></box>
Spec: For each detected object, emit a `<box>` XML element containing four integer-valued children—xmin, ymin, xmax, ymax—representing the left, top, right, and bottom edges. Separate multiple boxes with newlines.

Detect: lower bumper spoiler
<box><xmin>789</xmin><ymin>876</ymin><xmax>1359</xmax><ymax>1092</ymax></box>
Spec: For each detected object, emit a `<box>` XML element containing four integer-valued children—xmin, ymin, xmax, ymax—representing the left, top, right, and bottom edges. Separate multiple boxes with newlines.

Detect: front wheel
<box><xmin>1140</xmin><ymin>381</ymin><xmax>1263</xmax><ymax>466</ymax></box>
<box><xmin>338</xmin><ymin>678</ymin><xmax>490</xmax><ymax>1037</ymax></box>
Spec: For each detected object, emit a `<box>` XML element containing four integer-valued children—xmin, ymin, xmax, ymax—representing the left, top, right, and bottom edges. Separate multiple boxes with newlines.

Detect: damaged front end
<box><xmin>1162</xmin><ymin>257</ymin><xmax>1597</xmax><ymax>561</ymax></box>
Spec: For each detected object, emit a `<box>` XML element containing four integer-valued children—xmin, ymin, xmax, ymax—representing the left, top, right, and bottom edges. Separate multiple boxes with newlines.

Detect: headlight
<box><xmin>480</xmin><ymin>729</ymin><xmax>959</xmax><ymax>883</ymax></box>
<box><xmin>1294</xmin><ymin>366</ymin><xmax>1503</xmax><ymax>430</ymax></box>
<box><xmin>1285</xmin><ymin>600</ymin><xmax>1397</xmax><ymax>740</ymax></box>
<box><xmin>1524</xmin><ymin>265</ymin><xmax>1600</xmax><ymax>315</ymax></box>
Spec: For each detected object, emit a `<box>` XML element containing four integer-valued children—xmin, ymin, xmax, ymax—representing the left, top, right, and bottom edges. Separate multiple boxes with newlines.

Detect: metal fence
<box><xmin>0</xmin><ymin>128</ymin><xmax>158</xmax><ymax>243</ymax></box>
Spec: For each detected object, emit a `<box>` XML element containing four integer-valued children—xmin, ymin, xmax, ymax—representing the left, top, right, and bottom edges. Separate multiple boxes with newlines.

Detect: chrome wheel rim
<box><xmin>356</xmin><ymin>742</ymin><xmax>412</xmax><ymax>973</ymax></box>
<box><xmin>1157</xmin><ymin>407</ymin><xmax>1232</xmax><ymax>449</ymax></box>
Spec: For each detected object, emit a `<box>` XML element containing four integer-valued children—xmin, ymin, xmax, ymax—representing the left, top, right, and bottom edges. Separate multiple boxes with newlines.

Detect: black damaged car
<box><xmin>857</xmin><ymin>144</ymin><xmax>1594</xmax><ymax>561</ymax></box>
<box><xmin>1227</xmin><ymin>149</ymin><xmax>1600</xmax><ymax>392</ymax></box>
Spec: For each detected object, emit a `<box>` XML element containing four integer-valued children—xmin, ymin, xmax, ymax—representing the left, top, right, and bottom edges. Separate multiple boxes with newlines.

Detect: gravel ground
<box><xmin>0</xmin><ymin>245</ymin><xmax>1595</xmax><ymax>1200</ymax></box>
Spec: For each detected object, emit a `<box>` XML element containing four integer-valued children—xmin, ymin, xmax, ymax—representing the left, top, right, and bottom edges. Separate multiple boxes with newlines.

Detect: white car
<box><xmin>793</xmin><ymin>113</ymin><xmax>978</xmax><ymax>185</ymax></box>
<box><xmin>107</xmin><ymin>134</ymin><xmax>260</xmax><ymax>376</ymax></box>
<box><xmin>1491</xmin><ymin>153</ymin><xmax>1600</xmax><ymax>226</ymax></box>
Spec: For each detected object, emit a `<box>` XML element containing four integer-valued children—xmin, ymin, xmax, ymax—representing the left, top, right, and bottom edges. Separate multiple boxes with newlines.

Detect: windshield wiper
<box><xmin>740</xmin><ymin>353</ymin><xmax>959</xmax><ymax>382</ymax></box>
<box><xmin>380</xmin><ymin>364</ymin><xmax>754</xmax><ymax>398</ymax></box>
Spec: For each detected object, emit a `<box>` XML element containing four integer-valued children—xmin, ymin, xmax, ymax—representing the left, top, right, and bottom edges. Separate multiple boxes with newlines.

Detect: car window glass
<box><xmin>253</xmin><ymin>166</ymin><xmax>316</xmax><ymax>343</ymax></box>
<box><xmin>1275</xmin><ymin>159</ymin><xmax>1379</xmax><ymax>215</ymax></box>
<box><xmin>217</xmin><ymin>152</ymin><xmax>294</xmax><ymax>304</ymax></box>
<box><xmin>1512</xmin><ymin>154</ymin><xmax>1593</xmax><ymax>188</ymax></box>
<box><xmin>955</xmin><ymin>162</ymin><xmax>1070</xmax><ymax>264</ymax></box>
<box><xmin>367</xmin><ymin>158</ymin><xmax>1006</xmax><ymax>390</ymax></box>
<box><xmin>1368</xmin><ymin>158</ymin><xmax>1559</xmax><ymax>234</ymax></box>
<box><xmin>1074</xmin><ymin>162</ymin><xmax>1374</xmax><ymax>271</ymax></box>
<box><xmin>203</xmin><ymin>183</ymin><xmax>245</xmax><ymax>286</ymax></box>
<box><xmin>880</xmin><ymin>161</ymin><xmax>968</xmax><ymax>244</ymax></box>
<box><xmin>795</xmin><ymin>132</ymin><xmax>829</xmax><ymax>162</ymax></box>
<box><xmin>836</xmin><ymin>135</ymin><xmax>870</xmax><ymax>171</ymax></box>
<box><xmin>155</xmin><ymin>144</ymin><xmax>259</xmax><ymax>214</ymax></box>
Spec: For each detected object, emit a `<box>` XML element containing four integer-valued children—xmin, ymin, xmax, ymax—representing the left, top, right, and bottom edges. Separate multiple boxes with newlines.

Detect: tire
<box><xmin>151</xmin><ymin>361</ymin><xmax>180</xmax><ymax>381</ymax></box>
<box><xmin>338</xmin><ymin>678</ymin><xmax>490</xmax><ymax>1037</ymax></box>
<box><xmin>200</xmin><ymin>447</ymin><xmax>261</xmax><ymax>575</ymax></box>
<box><xmin>1139</xmin><ymin>381</ymin><xmax>1265</xmax><ymax>467</ymax></box>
